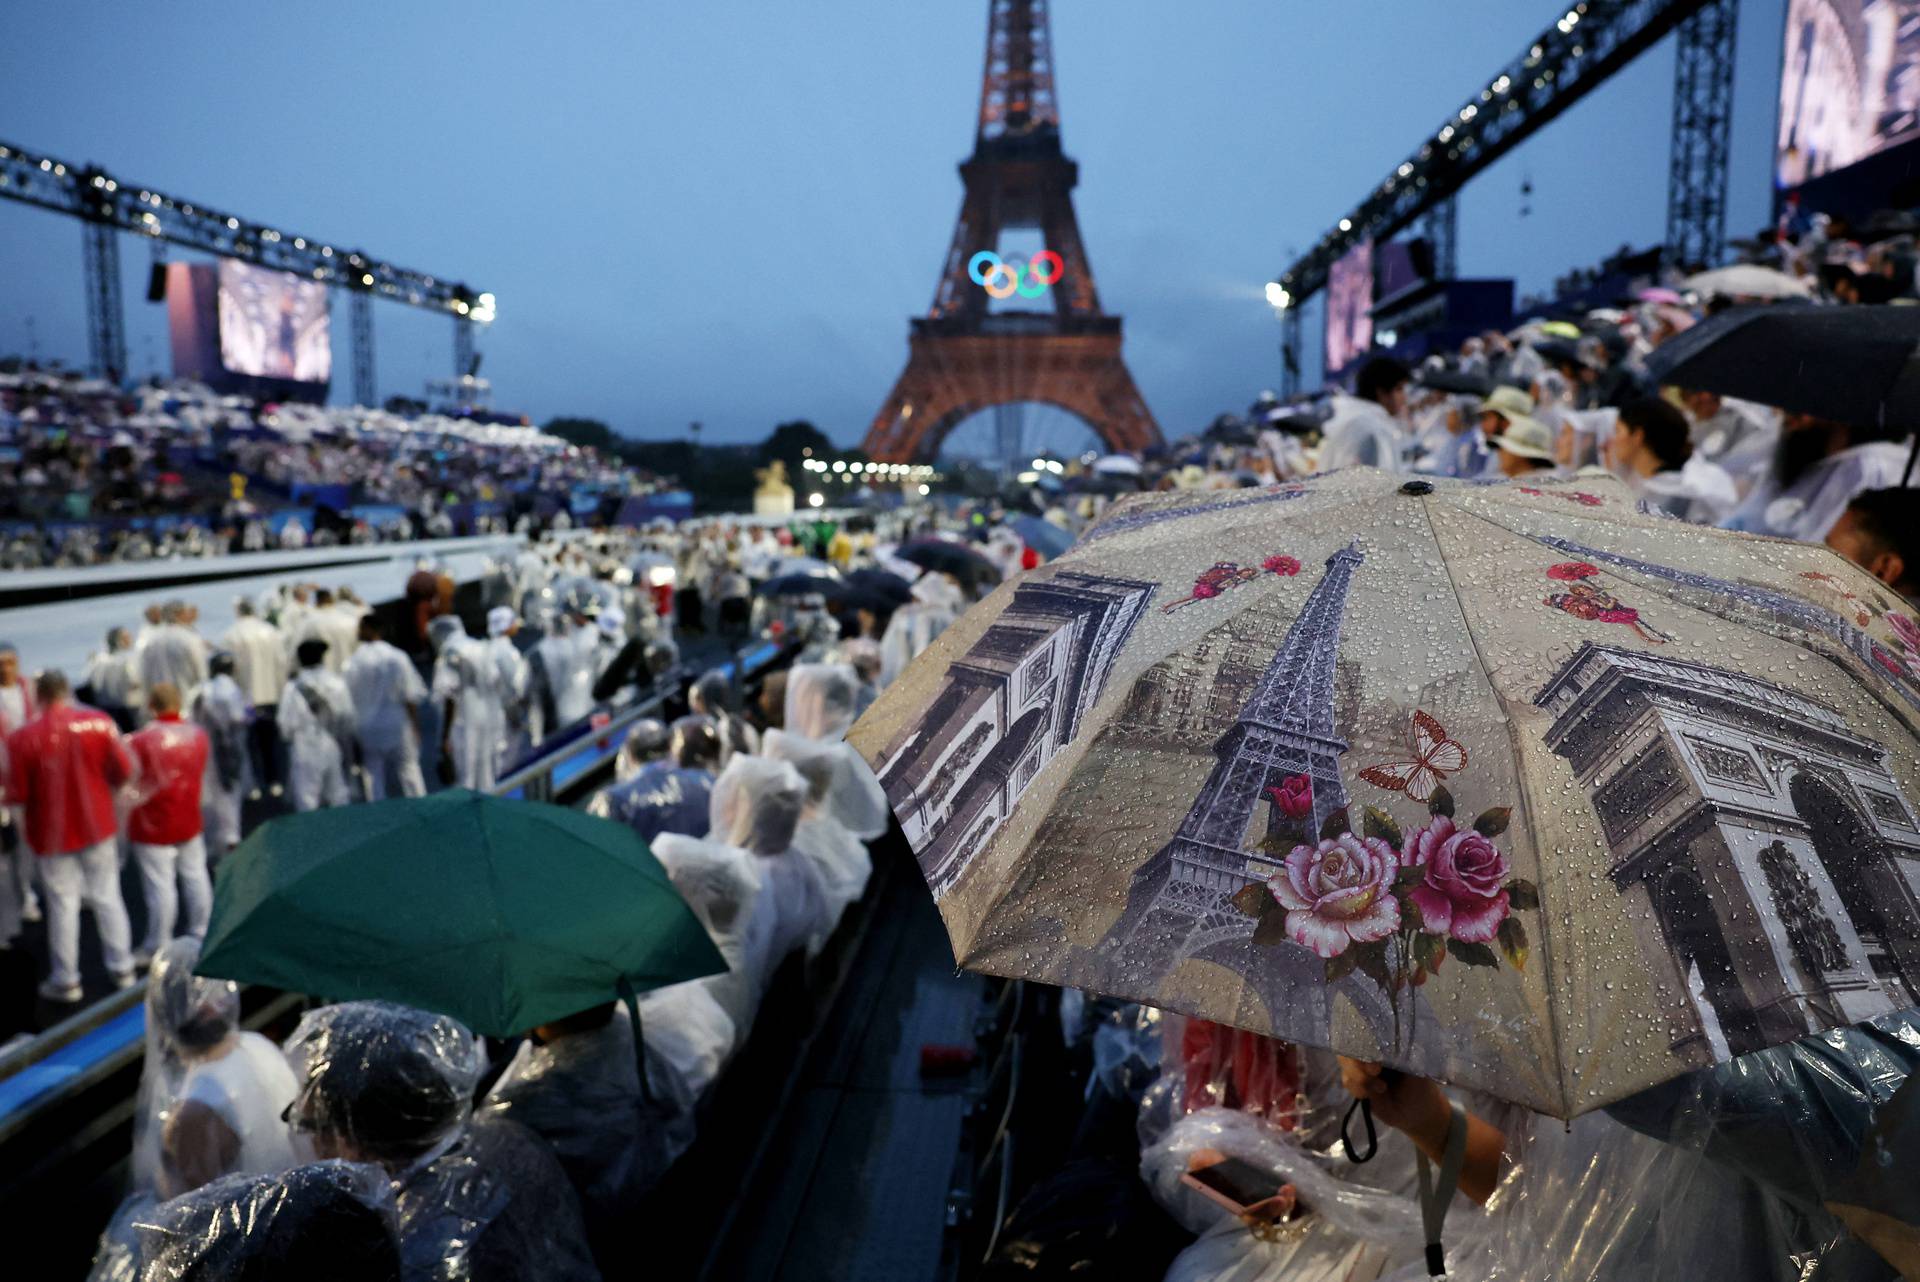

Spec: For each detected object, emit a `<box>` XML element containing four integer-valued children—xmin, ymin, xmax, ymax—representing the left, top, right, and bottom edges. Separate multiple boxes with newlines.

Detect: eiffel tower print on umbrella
<box><xmin>850</xmin><ymin>468</ymin><xmax>1920</xmax><ymax>1120</ymax></box>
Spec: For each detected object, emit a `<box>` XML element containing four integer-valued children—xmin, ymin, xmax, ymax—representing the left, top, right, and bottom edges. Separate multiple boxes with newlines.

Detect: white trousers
<box><xmin>360</xmin><ymin>738</ymin><xmax>426</xmax><ymax>802</ymax></box>
<box><xmin>39</xmin><ymin>837</ymin><xmax>133</xmax><ymax>989</ymax></box>
<box><xmin>203</xmin><ymin>784</ymin><xmax>244</xmax><ymax>852</ymax></box>
<box><xmin>7</xmin><ymin>806</ymin><xmax>37</xmax><ymax>915</ymax></box>
<box><xmin>289</xmin><ymin>741</ymin><xmax>350</xmax><ymax>812</ymax></box>
<box><xmin>133</xmin><ymin>836</ymin><xmax>212</xmax><ymax>954</ymax></box>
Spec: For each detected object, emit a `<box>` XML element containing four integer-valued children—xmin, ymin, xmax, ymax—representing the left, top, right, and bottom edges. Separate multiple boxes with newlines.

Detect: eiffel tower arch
<box><xmin>863</xmin><ymin>0</ymin><xmax>1162</xmax><ymax>464</ymax></box>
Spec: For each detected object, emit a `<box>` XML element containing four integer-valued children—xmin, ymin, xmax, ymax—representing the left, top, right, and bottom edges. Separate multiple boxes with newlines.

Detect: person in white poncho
<box><xmin>647</xmin><ymin>756</ymin><xmax>826</xmax><ymax>1046</ymax></box>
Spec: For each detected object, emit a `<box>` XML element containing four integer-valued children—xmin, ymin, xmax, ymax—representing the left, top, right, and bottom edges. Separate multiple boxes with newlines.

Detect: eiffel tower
<box><xmin>861</xmin><ymin>0</ymin><xmax>1161</xmax><ymax>464</ymax></box>
<box><xmin>1101</xmin><ymin>543</ymin><xmax>1365</xmax><ymax>988</ymax></box>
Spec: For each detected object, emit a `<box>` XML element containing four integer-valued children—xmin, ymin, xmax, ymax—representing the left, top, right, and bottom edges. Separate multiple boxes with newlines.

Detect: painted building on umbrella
<box><xmin>874</xmin><ymin>569</ymin><xmax>1154</xmax><ymax>898</ymax></box>
<box><xmin>1537</xmin><ymin>642</ymin><xmax>1920</xmax><ymax>1061</ymax></box>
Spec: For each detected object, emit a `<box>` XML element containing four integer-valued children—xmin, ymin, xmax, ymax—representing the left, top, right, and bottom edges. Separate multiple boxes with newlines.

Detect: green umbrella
<box><xmin>197</xmin><ymin>789</ymin><xmax>726</xmax><ymax>1038</ymax></box>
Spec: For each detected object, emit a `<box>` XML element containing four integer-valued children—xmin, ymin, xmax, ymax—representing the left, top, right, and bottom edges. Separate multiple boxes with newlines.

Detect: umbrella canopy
<box><xmin>197</xmin><ymin>790</ymin><xmax>726</xmax><ymax>1038</ymax></box>
<box><xmin>1644</xmin><ymin>304</ymin><xmax>1920</xmax><ymax>433</ymax></box>
<box><xmin>1682</xmin><ymin>264</ymin><xmax>1813</xmax><ymax>300</ymax></box>
<box><xmin>841</xmin><ymin>567</ymin><xmax>916</xmax><ymax>607</ymax></box>
<box><xmin>1093</xmin><ymin>453</ymin><xmax>1145</xmax><ymax>476</ymax></box>
<box><xmin>1012</xmin><ymin>514</ymin><xmax>1075</xmax><ymax>560</ymax></box>
<box><xmin>1414</xmin><ymin>368</ymin><xmax>1495</xmax><ymax>397</ymax></box>
<box><xmin>757</xmin><ymin>571</ymin><xmax>842</xmax><ymax>599</ymax></box>
<box><xmin>851</xmin><ymin>469</ymin><xmax>1920</xmax><ymax>1119</ymax></box>
<box><xmin>895</xmin><ymin>538</ymin><xmax>1002</xmax><ymax>589</ymax></box>
<box><xmin>1537</xmin><ymin>320</ymin><xmax>1583</xmax><ymax>339</ymax></box>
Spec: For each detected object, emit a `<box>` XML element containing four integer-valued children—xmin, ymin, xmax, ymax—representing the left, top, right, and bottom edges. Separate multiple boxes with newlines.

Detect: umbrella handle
<box><xmin>1340</xmin><ymin>1097</ymin><xmax>1379</xmax><ymax>1164</ymax></box>
<box><xmin>616</xmin><ymin>976</ymin><xmax>653</xmax><ymax>1108</ymax></box>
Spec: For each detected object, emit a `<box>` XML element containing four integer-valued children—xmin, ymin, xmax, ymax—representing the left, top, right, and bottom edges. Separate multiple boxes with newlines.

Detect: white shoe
<box><xmin>111</xmin><ymin>970</ymin><xmax>139</xmax><ymax>991</ymax></box>
<box><xmin>21</xmin><ymin>899</ymin><xmax>41</xmax><ymax>924</ymax></box>
<box><xmin>37</xmin><ymin>980</ymin><xmax>83</xmax><ymax>1003</ymax></box>
<box><xmin>269</xmin><ymin>784</ymin><xmax>284</xmax><ymax>798</ymax></box>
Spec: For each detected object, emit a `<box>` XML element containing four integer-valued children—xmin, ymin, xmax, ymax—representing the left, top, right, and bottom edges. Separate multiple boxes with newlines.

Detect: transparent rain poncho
<box><xmin>132</xmin><ymin>939</ymin><xmax>297</xmax><ymax>1201</ymax></box>
<box><xmin>1154</xmin><ymin>1008</ymin><xmax>1920</xmax><ymax>1282</ymax></box>
<box><xmin>281</xmin><ymin>1001</ymin><xmax>600</xmax><ymax>1282</ymax></box>
<box><xmin>90</xmin><ymin>1160</ymin><xmax>403</xmax><ymax>1282</ymax></box>
<box><xmin>479</xmin><ymin>1006</ymin><xmax>697</xmax><ymax>1240</ymax></box>
<box><xmin>772</xmin><ymin>666</ymin><xmax>890</xmax><ymax>840</ymax></box>
<box><xmin>708</xmin><ymin>754</ymin><xmax>829</xmax><ymax>969</ymax></box>
<box><xmin>762</xmin><ymin>728</ymin><xmax>873</xmax><ymax>947</ymax></box>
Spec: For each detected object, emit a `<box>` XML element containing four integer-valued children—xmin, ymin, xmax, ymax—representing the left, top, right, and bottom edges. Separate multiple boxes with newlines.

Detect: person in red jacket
<box><xmin>127</xmin><ymin>683</ymin><xmax>213</xmax><ymax>963</ymax></box>
<box><xmin>6</xmin><ymin>669</ymin><xmax>135</xmax><ymax>1002</ymax></box>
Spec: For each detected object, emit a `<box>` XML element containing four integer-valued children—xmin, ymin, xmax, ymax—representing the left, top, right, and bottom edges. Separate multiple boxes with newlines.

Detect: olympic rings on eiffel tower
<box><xmin>968</xmin><ymin>250</ymin><xmax>1064</xmax><ymax>300</ymax></box>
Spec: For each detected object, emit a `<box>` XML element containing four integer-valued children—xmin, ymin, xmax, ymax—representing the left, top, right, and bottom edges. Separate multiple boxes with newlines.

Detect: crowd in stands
<box><xmin>0</xmin><ymin>368</ymin><xmax>653</xmax><ymax>567</ymax></box>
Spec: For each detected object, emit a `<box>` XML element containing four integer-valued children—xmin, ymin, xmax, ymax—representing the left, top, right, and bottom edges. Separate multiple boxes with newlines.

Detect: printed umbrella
<box><xmin>850</xmin><ymin>469</ymin><xmax>1920</xmax><ymax>1119</ymax></box>
<box><xmin>197</xmin><ymin>789</ymin><xmax>726</xmax><ymax>1038</ymax></box>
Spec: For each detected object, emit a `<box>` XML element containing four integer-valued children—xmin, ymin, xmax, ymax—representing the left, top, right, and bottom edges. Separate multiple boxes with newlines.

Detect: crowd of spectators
<box><xmin>0</xmin><ymin>368</ymin><xmax>656</xmax><ymax>567</ymax></box>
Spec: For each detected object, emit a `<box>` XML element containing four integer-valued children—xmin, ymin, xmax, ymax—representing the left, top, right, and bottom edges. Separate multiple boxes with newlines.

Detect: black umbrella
<box><xmin>756</xmin><ymin>572</ymin><xmax>841</xmax><ymax>598</ymax></box>
<box><xmin>895</xmin><ymin>538</ymin><xmax>1001</xmax><ymax>588</ymax></box>
<box><xmin>827</xmin><ymin>586</ymin><xmax>903</xmax><ymax>617</ymax></box>
<box><xmin>1414</xmin><ymin>367</ymin><xmax>1495</xmax><ymax>397</ymax></box>
<box><xmin>1203</xmin><ymin>416</ymin><xmax>1260</xmax><ymax>446</ymax></box>
<box><xmin>842</xmin><ymin>567</ymin><xmax>915</xmax><ymax>607</ymax></box>
<box><xmin>1644</xmin><ymin>304</ymin><xmax>1920</xmax><ymax>436</ymax></box>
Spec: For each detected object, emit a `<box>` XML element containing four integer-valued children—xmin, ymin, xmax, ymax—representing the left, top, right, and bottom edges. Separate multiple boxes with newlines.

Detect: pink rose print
<box><xmin>1262</xmin><ymin>554</ymin><xmax>1302</xmax><ymax>577</ymax></box>
<box><xmin>1267</xmin><ymin>834</ymin><xmax>1401</xmax><ymax>959</ymax></box>
<box><xmin>1191</xmin><ymin>582</ymin><xmax>1220</xmax><ymax>600</ymax></box>
<box><xmin>1518</xmin><ymin>487</ymin><xmax>1543</xmax><ymax>497</ymax></box>
<box><xmin>1571</xmin><ymin>492</ymin><xmax>1603</xmax><ymax>506</ymax></box>
<box><xmin>1546</xmin><ymin>561</ymin><xmax>1600</xmax><ymax>582</ymax></box>
<box><xmin>1890</xmin><ymin>613</ymin><xmax>1920</xmax><ymax>654</ymax></box>
<box><xmin>1266</xmin><ymin>774</ymin><xmax>1313</xmax><ymax>821</ymax></box>
<box><xmin>1400</xmin><ymin>816</ymin><xmax>1511</xmax><ymax>943</ymax></box>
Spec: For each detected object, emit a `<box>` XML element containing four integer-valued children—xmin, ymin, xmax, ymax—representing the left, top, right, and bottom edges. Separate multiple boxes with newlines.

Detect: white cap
<box><xmin>596</xmin><ymin>609</ymin><xmax>626</xmax><ymax>637</ymax></box>
<box><xmin>486</xmin><ymin>606</ymin><xmax>516</xmax><ymax>637</ymax></box>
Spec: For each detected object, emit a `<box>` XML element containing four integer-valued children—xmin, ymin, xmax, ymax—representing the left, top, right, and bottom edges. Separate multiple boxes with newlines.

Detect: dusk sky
<box><xmin>1</xmin><ymin>0</ymin><xmax>1787</xmax><ymax>452</ymax></box>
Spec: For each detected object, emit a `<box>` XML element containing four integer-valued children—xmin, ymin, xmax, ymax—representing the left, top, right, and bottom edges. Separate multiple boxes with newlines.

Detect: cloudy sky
<box><xmin>0</xmin><ymin>0</ymin><xmax>1786</xmax><ymax>450</ymax></box>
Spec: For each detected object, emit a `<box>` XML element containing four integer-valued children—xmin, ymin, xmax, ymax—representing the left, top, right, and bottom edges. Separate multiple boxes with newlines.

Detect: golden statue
<box><xmin>754</xmin><ymin>458</ymin><xmax>795</xmax><ymax>516</ymax></box>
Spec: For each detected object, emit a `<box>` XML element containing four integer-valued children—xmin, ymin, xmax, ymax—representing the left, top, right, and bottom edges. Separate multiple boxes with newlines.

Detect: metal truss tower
<box><xmin>1271</xmin><ymin>0</ymin><xmax>1716</xmax><ymax>310</ymax></box>
<box><xmin>81</xmin><ymin>212</ymin><xmax>126</xmax><ymax>381</ymax></box>
<box><xmin>349</xmin><ymin>289</ymin><xmax>376</xmax><ymax>406</ymax></box>
<box><xmin>1666</xmin><ymin>0</ymin><xmax>1737</xmax><ymax>270</ymax></box>
<box><xmin>1425</xmin><ymin>195</ymin><xmax>1459</xmax><ymax>279</ymax></box>
<box><xmin>1279</xmin><ymin>306</ymin><xmax>1303</xmax><ymax>400</ymax></box>
<box><xmin>0</xmin><ymin>137</ymin><xmax>491</xmax><ymax>387</ymax></box>
<box><xmin>454</xmin><ymin>315</ymin><xmax>475</xmax><ymax>381</ymax></box>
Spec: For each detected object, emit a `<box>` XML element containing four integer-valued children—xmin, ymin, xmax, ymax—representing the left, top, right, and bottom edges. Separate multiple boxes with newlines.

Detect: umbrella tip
<box><xmin>1400</xmin><ymin>480</ymin><xmax>1434</xmax><ymax>496</ymax></box>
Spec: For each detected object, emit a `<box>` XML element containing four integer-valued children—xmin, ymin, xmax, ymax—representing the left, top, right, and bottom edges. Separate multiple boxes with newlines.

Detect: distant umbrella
<box><xmin>757</xmin><ymin>572</ymin><xmax>842</xmax><ymax>598</ymax></box>
<box><xmin>842</xmin><ymin>567</ymin><xmax>916</xmax><ymax>607</ymax></box>
<box><xmin>1682</xmin><ymin>264</ymin><xmax>1812</xmax><ymax>300</ymax></box>
<box><xmin>895</xmin><ymin>538</ymin><xmax>1002</xmax><ymax>588</ymax></box>
<box><xmin>1092</xmin><ymin>454</ymin><xmax>1145</xmax><ymax>476</ymax></box>
<box><xmin>1415</xmin><ymin>367</ymin><xmax>1495</xmax><ymax>397</ymax></box>
<box><xmin>1012</xmin><ymin>514</ymin><xmax>1074</xmax><ymax>559</ymax></box>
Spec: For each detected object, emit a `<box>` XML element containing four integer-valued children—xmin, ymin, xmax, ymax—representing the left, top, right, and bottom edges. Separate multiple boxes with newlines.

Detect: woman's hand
<box><xmin>1338</xmin><ymin>1057</ymin><xmax>1452</xmax><ymax>1151</ymax></box>
<box><xmin>1336</xmin><ymin>1056</ymin><xmax>1504</xmax><ymax>1205</ymax></box>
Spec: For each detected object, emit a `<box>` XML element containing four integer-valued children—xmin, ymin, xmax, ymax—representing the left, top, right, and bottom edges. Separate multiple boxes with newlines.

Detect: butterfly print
<box><xmin>1359</xmin><ymin>710</ymin><xmax>1467</xmax><ymax>803</ymax></box>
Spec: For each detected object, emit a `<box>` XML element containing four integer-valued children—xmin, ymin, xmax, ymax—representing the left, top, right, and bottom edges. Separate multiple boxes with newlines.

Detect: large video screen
<box><xmin>1778</xmin><ymin>0</ymin><xmax>1920</xmax><ymax>187</ymax></box>
<box><xmin>217</xmin><ymin>260</ymin><xmax>331</xmax><ymax>382</ymax></box>
<box><xmin>1324</xmin><ymin>239</ymin><xmax>1374</xmax><ymax>376</ymax></box>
